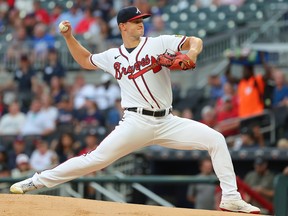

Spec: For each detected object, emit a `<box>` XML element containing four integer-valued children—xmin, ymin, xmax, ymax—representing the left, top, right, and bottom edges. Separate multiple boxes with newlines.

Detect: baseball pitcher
<box><xmin>11</xmin><ymin>6</ymin><xmax>260</xmax><ymax>214</ymax></box>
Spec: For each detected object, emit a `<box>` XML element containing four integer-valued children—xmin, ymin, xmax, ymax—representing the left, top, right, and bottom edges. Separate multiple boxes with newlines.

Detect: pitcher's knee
<box><xmin>209</xmin><ymin>131</ymin><xmax>227</xmax><ymax>151</ymax></box>
<box><xmin>80</xmin><ymin>151</ymin><xmax>113</xmax><ymax>170</ymax></box>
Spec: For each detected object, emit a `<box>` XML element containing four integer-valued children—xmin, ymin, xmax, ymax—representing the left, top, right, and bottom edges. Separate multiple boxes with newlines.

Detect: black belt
<box><xmin>125</xmin><ymin>107</ymin><xmax>172</xmax><ymax>117</ymax></box>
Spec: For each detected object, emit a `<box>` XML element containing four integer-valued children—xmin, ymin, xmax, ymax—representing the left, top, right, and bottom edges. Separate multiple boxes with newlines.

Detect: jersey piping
<box><xmin>178</xmin><ymin>36</ymin><xmax>187</xmax><ymax>51</ymax></box>
<box><xmin>135</xmin><ymin>37</ymin><xmax>161</xmax><ymax>109</ymax></box>
<box><xmin>119</xmin><ymin>37</ymin><xmax>156</xmax><ymax>109</ymax></box>
<box><xmin>89</xmin><ymin>54</ymin><xmax>97</xmax><ymax>67</ymax></box>
<box><xmin>119</xmin><ymin>47</ymin><xmax>129</xmax><ymax>62</ymax></box>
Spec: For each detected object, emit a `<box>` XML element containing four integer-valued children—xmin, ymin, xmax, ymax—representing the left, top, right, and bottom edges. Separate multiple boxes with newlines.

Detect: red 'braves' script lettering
<box><xmin>114</xmin><ymin>55</ymin><xmax>161</xmax><ymax>80</ymax></box>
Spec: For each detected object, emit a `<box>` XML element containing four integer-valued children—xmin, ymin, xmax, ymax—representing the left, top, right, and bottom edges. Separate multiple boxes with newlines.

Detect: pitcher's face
<box><xmin>122</xmin><ymin>18</ymin><xmax>144</xmax><ymax>38</ymax></box>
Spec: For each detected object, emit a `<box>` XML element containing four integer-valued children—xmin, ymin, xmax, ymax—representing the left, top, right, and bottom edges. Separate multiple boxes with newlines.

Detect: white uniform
<box><xmin>32</xmin><ymin>35</ymin><xmax>241</xmax><ymax>200</ymax></box>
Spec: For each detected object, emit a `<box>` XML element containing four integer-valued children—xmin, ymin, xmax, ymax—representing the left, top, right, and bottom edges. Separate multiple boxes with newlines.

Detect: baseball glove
<box><xmin>157</xmin><ymin>51</ymin><xmax>196</xmax><ymax>70</ymax></box>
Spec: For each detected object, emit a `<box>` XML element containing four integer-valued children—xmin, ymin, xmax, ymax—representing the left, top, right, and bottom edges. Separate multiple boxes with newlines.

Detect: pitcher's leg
<box><xmin>33</xmin><ymin>145</ymin><xmax>120</xmax><ymax>188</ymax></box>
<box><xmin>11</xmin><ymin>112</ymin><xmax>155</xmax><ymax>192</ymax></box>
<box><xmin>36</xmin><ymin>127</ymin><xmax>152</xmax><ymax>187</ymax></box>
<box><xmin>156</xmin><ymin>116</ymin><xmax>241</xmax><ymax>200</ymax></box>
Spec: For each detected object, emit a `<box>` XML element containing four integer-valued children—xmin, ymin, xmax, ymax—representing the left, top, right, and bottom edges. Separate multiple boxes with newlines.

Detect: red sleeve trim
<box><xmin>177</xmin><ymin>36</ymin><xmax>187</xmax><ymax>51</ymax></box>
<box><xmin>89</xmin><ymin>54</ymin><xmax>97</xmax><ymax>67</ymax></box>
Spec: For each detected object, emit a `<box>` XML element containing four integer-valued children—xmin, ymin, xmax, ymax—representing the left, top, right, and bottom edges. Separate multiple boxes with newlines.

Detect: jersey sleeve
<box><xmin>158</xmin><ymin>35</ymin><xmax>187</xmax><ymax>52</ymax></box>
<box><xmin>89</xmin><ymin>50</ymin><xmax>113</xmax><ymax>73</ymax></box>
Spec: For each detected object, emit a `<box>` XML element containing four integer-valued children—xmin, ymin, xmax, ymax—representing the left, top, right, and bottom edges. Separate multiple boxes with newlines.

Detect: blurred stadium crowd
<box><xmin>0</xmin><ymin>0</ymin><xmax>287</xmax><ymax>212</ymax></box>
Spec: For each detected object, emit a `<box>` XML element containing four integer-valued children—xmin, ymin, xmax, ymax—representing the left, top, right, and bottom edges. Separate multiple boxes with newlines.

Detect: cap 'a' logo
<box><xmin>136</xmin><ymin>7</ymin><xmax>141</xmax><ymax>14</ymax></box>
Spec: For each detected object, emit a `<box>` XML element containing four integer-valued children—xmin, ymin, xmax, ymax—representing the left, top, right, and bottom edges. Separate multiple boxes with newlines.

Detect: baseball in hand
<box><xmin>58</xmin><ymin>21</ymin><xmax>68</xmax><ymax>32</ymax></box>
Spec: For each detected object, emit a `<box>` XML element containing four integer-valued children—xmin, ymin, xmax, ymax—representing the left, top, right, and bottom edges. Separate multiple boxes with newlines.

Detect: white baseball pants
<box><xmin>33</xmin><ymin>111</ymin><xmax>241</xmax><ymax>200</ymax></box>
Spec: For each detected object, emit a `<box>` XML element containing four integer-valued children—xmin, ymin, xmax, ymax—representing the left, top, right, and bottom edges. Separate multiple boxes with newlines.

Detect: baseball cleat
<box><xmin>10</xmin><ymin>178</ymin><xmax>41</xmax><ymax>194</ymax></box>
<box><xmin>220</xmin><ymin>199</ymin><xmax>261</xmax><ymax>214</ymax></box>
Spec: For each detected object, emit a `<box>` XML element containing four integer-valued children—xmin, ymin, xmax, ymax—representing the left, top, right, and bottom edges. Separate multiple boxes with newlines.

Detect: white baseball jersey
<box><xmin>90</xmin><ymin>35</ymin><xmax>187</xmax><ymax>110</ymax></box>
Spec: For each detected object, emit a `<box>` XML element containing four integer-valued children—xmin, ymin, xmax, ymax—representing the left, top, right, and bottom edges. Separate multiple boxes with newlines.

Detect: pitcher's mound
<box><xmin>0</xmin><ymin>194</ymin><xmax>257</xmax><ymax>216</ymax></box>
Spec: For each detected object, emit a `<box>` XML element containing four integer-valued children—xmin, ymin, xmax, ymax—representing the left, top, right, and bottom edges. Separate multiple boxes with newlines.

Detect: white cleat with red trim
<box><xmin>220</xmin><ymin>199</ymin><xmax>261</xmax><ymax>214</ymax></box>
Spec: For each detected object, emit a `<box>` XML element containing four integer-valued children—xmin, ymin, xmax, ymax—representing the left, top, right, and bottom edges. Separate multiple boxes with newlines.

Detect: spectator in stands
<box><xmin>74</xmin><ymin>98</ymin><xmax>105</xmax><ymax>135</ymax></box>
<box><xmin>272</xmin><ymin>68</ymin><xmax>288</xmax><ymax>108</ymax></box>
<box><xmin>7</xmin><ymin>137</ymin><xmax>30</xmax><ymax>170</ymax></box>
<box><xmin>106</xmin><ymin>98</ymin><xmax>123</xmax><ymax>132</ymax></box>
<box><xmin>236</xmin><ymin>53</ymin><xmax>273</xmax><ymax>117</ymax></box>
<box><xmin>239</xmin><ymin>127</ymin><xmax>260</xmax><ymax>149</ymax></box>
<box><xmin>20</xmin><ymin>98</ymin><xmax>56</xmax><ymax>137</ymax></box>
<box><xmin>11</xmin><ymin>153</ymin><xmax>34</xmax><ymax>178</ymax></box>
<box><xmin>55</xmin><ymin>94</ymin><xmax>75</xmax><ymax>134</ymax></box>
<box><xmin>40</xmin><ymin>93</ymin><xmax>58</xmax><ymax>121</ymax></box>
<box><xmin>85</xmin><ymin>10</ymin><xmax>109</xmax><ymax>53</ymax></box>
<box><xmin>40</xmin><ymin>94</ymin><xmax>58</xmax><ymax>139</ymax></box>
<box><xmin>49</xmin><ymin>4</ymin><xmax>63</xmax><ymax>30</ymax></box>
<box><xmin>31</xmin><ymin>23</ymin><xmax>55</xmax><ymax>63</ymax></box>
<box><xmin>14</xmin><ymin>0</ymin><xmax>34</xmax><ymax>15</ymax></box>
<box><xmin>207</xmin><ymin>73</ymin><xmax>225</xmax><ymax>103</ymax></box>
<box><xmin>79</xmin><ymin>0</ymin><xmax>97</xmax><ymax>12</ymax></box>
<box><xmin>214</xmin><ymin>81</ymin><xmax>239</xmax><ymax>136</ymax></box>
<box><xmin>51</xmin><ymin>133</ymin><xmax>79</xmax><ymax>164</ymax></box>
<box><xmin>23</xmin><ymin>12</ymin><xmax>37</xmax><ymax>38</ymax></box>
<box><xmin>223</xmin><ymin>61</ymin><xmax>240</xmax><ymax>85</ymax></box>
<box><xmin>108</xmin><ymin>15</ymin><xmax>121</xmax><ymax>39</ymax></box>
<box><xmin>49</xmin><ymin>76</ymin><xmax>68</xmax><ymax>105</ymax></box>
<box><xmin>7</xmin><ymin>7</ymin><xmax>21</xmax><ymax>29</ymax></box>
<box><xmin>216</xmin><ymin>95</ymin><xmax>237</xmax><ymax>123</ymax></box>
<box><xmin>106</xmin><ymin>2</ymin><xmax>129</xmax><ymax>38</ymax></box>
<box><xmin>75</xmin><ymin>8</ymin><xmax>95</xmax><ymax>35</ymax></box>
<box><xmin>0</xmin><ymin>0</ymin><xmax>8</xmax><ymax>29</ymax></box>
<box><xmin>30</xmin><ymin>139</ymin><xmax>58</xmax><ymax>172</ymax></box>
<box><xmin>244</xmin><ymin>157</ymin><xmax>275</xmax><ymax>206</ymax></box>
<box><xmin>42</xmin><ymin>47</ymin><xmax>66</xmax><ymax>86</ymax></box>
<box><xmin>232</xmin><ymin>126</ymin><xmax>264</xmax><ymax>150</ymax></box>
<box><xmin>0</xmin><ymin>101</ymin><xmax>26</xmax><ymax>136</ymax></box>
<box><xmin>54</xmin><ymin>3</ymin><xmax>83</xmax><ymax>33</ymax></box>
<box><xmin>33</xmin><ymin>0</ymin><xmax>50</xmax><ymax>25</ymax></box>
<box><xmin>78</xmin><ymin>129</ymin><xmax>99</xmax><ymax>156</ymax></box>
<box><xmin>200</xmin><ymin>105</ymin><xmax>217</xmax><ymax>128</ymax></box>
<box><xmin>215</xmin><ymin>95</ymin><xmax>239</xmax><ymax>137</ymax></box>
<box><xmin>94</xmin><ymin>73</ymin><xmax>121</xmax><ymax>111</ymax></box>
<box><xmin>187</xmin><ymin>157</ymin><xmax>217</xmax><ymax>210</ymax></box>
<box><xmin>272</xmin><ymin>68</ymin><xmax>288</xmax><ymax>139</ymax></box>
<box><xmin>71</xmin><ymin>74</ymin><xmax>97</xmax><ymax>110</ymax></box>
<box><xmin>237</xmin><ymin>64</ymin><xmax>265</xmax><ymax>118</ymax></box>
<box><xmin>5</xmin><ymin>25</ymin><xmax>31</xmax><ymax>64</ymax></box>
<box><xmin>215</xmin><ymin>82</ymin><xmax>238</xmax><ymax>114</ymax></box>
<box><xmin>8</xmin><ymin>54</ymin><xmax>38</xmax><ymax>111</ymax></box>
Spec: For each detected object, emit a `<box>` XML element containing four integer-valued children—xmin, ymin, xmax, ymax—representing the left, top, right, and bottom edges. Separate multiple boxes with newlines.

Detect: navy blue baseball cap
<box><xmin>117</xmin><ymin>6</ymin><xmax>151</xmax><ymax>25</ymax></box>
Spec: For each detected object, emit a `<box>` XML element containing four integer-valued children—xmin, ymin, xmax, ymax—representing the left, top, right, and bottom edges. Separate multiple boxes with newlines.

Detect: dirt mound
<box><xmin>0</xmin><ymin>194</ymin><xmax>257</xmax><ymax>216</ymax></box>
